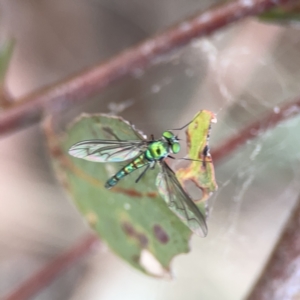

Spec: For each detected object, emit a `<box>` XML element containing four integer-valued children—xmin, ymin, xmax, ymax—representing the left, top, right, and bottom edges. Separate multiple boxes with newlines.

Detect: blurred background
<box><xmin>1</xmin><ymin>0</ymin><xmax>300</xmax><ymax>299</ymax></box>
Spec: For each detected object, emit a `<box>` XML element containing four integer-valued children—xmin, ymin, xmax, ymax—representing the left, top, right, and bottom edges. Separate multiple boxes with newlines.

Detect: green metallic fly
<box><xmin>68</xmin><ymin>124</ymin><xmax>208</xmax><ymax>237</ymax></box>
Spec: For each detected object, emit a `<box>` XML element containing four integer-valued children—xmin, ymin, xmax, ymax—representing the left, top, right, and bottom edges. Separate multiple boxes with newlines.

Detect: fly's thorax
<box><xmin>162</xmin><ymin>131</ymin><xmax>180</xmax><ymax>154</ymax></box>
<box><xmin>146</xmin><ymin>141</ymin><xmax>169</xmax><ymax>161</ymax></box>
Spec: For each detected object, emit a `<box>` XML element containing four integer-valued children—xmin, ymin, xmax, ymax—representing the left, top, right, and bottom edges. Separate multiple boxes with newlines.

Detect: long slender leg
<box><xmin>168</xmin><ymin>155</ymin><xmax>211</xmax><ymax>165</ymax></box>
<box><xmin>179</xmin><ymin>157</ymin><xmax>210</xmax><ymax>163</ymax></box>
<box><xmin>135</xmin><ymin>164</ymin><xmax>150</xmax><ymax>183</ymax></box>
<box><xmin>169</xmin><ymin>112</ymin><xmax>200</xmax><ymax>131</ymax></box>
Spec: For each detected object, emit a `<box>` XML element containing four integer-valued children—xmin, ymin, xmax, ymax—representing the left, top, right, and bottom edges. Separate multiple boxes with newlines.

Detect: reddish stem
<box><xmin>246</xmin><ymin>196</ymin><xmax>300</xmax><ymax>300</ymax></box>
<box><xmin>3</xmin><ymin>235</ymin><xmax>98</xmax><ymax>300</ymax></box>
<box><xmin>0</xmin><ymin>0</ymin><xmax>296</xmax><ymax>137</ymax></box>
<box><xmin>211</xmin><ymin>97</ymin><xmax>300</xmax><ymax>161</ymax></box>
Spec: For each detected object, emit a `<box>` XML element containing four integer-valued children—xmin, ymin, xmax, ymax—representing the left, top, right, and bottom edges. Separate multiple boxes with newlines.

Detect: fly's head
<box><xmin>162</xmin><ymin>131</ymin><xmax>180</xmax><ymax>154</ymax></box>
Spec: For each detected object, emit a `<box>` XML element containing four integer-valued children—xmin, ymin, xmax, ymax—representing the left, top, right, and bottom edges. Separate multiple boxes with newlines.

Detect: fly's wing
<box><xmin>69</xmin><ymin>140</ymin><xmax>148</xmax><ymax>162</ymax></box>
<box><xmin>156</xmin><ymin>161</ymin><xmax>208</xmax><ymax>237</ymax></box>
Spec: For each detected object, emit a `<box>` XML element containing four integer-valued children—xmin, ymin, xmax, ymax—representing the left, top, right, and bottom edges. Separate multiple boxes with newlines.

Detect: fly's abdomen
<box><xmin>105</xmin><ymin>154</ymin><xmax>150</xmax><ymax>189</ymax></box>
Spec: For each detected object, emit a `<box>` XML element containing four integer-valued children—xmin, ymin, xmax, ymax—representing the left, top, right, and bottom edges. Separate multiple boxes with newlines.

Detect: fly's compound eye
<box><xmin>162</xmin><ymin>131</ymin><xmax>174</xmax><ymax>140</ymax></box>
<box><xmin>171</xmin><ymin>142</ymin><xmax>180</xmax><ymax>154</ymax></box>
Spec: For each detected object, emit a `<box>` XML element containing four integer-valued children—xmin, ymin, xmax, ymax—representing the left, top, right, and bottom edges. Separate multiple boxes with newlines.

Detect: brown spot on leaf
<box><xmin>122</xmin><ymin>221</ymin><xmax>135</xmax><ymax>237</ymax></box>
<box><xmin>113</xmin><ymin>189</ymin><xmax>157</xmax><ymax>199</ymax></box>
<box><xmin>153</xmin><ymin>225</ymin><xmax>169</xmax><ymax>244</ymax></box>
<box><xmin>136</xmin><ymin>233</ymin><xmax>148</xmax><ymax>248</ymax></box>
<box><xmin>146</xmin><ymin>192</ymin><xmax>158</xmax><ymax>198</ymax></box>
<box><xmin>186</xmin><ymin>129</ymin><xmax>191</xmax><ymax>149</ymax></box>
<box><xmin>193</xmin><ymin>120</ymin><xmax>199</xmax><ymax>129</ymax></box>
<box><xmin>132</xmin><ymin>255</ymin><xmax>140</xmax><ymax>263</ymax></box>
<box><xmin>122</xmin><ymin>221</ymin><xmax>148</xmax><ymax>248</ymax></box>
<box><xmin>114</xmin><ymin>187</ymin><xmax>143</xmax><ymax>197</ymax></box>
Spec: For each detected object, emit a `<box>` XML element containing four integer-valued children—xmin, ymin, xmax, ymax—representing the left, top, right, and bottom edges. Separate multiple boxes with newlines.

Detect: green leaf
<box><xmin>260</xmin><ymin>4</ymin><xmax>300</xmax><ymax>23</ymax></box>
<box><xmin>176</xmin><ymin>110</ymin><xmax>218</xmax><ymax>211</ymax></box>
<box><xmin>0</xmin><ymin>40</ymin><xmax>14</xmax><ymax>82</ymax></box>
<box><xmin>46</xmin><ymin>114</ymin><xmax>192</xmax><ymax>277</ymax></box>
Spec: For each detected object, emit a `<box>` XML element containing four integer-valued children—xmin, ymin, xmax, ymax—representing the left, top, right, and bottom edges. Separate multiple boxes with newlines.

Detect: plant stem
<box><xmin>3</xmin><ymin>235</ymin><xmax>98</xmax><ymax>300</ymax></box>
<box><xmin>211</xmin><ymin>98</ymin><xmax>300</xmax><ymax>161</ymax></box>
<box><xmin>0</xmin><ymin>0</ymin><xmax>296</xmax><ymax>137</ymax></box>
<box><xmin>246</xmin><ymin>195</ymin><xmax>300</xmax><ymax>300</ymax></box>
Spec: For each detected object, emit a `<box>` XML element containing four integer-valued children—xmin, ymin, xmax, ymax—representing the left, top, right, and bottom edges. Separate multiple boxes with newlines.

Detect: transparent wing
<box><xmin>69</xmin><ymin>139</ymin><xmax>148</xmax><ymax>162</ymax></box>
<box><xmin>156</xmin><ymin>161</ymin><xmax>208</xmax><ymax>237</ymax></box>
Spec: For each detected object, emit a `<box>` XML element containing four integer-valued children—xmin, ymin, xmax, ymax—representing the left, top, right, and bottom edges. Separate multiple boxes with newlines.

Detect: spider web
<box><xmin>81</xmin><ymin>18</ymin><xmax>300</xmax><ymax>300</ymax></box>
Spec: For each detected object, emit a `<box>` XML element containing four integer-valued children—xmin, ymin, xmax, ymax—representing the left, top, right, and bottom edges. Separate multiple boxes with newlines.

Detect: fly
<box><xmin>68</xmin><ymin>122</ymin><xmax>208</xmax><ymax>237</ymax></box>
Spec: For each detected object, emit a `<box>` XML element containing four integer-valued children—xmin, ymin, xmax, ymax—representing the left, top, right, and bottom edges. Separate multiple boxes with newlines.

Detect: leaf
<box><xmin>0</xmin><ymin>40</ymin><xmax>14</xmax><ymax>82</ymax></box>
<box><xmin>260</xmin><ymin>4</ymin><xmax>300</xmax><ymax>23</ymax></box>
<box><xmin>45</xmin><ymin>114</ymin><xmax>193</xmax><ymax>277</ymax></box>
<box><xmin>176</xmin><ymin>110</ymin><xmax>218</xmax><ymax>211</ymax></box>
<box><xmin>0</xmin><ymin>39</ymin><xmax>14</xmax><ymax>107</ymax></box>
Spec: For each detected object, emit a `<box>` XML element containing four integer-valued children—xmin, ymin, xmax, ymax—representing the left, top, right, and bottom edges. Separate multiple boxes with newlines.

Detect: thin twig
<box><xmin>246</xmin><ymin>195</ymin><xmax>300</xmax><ymax>300</ymax></box>
<box><xmin>3</xmin><ymin>235</ymin><xmax>98</xmax><ymax>300</ymax></box>
<box><xmin>0</xmin><ymin>0</ymin><xmax>296</xmax><ymax>137</ymax></box>
<box><xmin>211</xmin><ymin>97</ymin><xmax>300</xmax><ymax>161</ymax></box>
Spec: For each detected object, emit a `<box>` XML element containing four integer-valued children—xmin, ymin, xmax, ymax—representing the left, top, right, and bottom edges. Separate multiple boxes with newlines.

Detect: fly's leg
<box><xmin>135</xmin><ymin>161</ymin><xmax>155</xmax><ymax>183</ymax></box>
<box><xmin>168</xmin><ymin>155</ymin><xmax>176</xmax><ymax>160</ymax></box>
<box><xmin>168</xmin><ymin>112</ymin><xmax>200</xmax><ymax>131</ymax></box>
<box><xmin>135</xmin><ymin>164</ymin><xmax>150</xmax><ymax>183</ymax></box>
